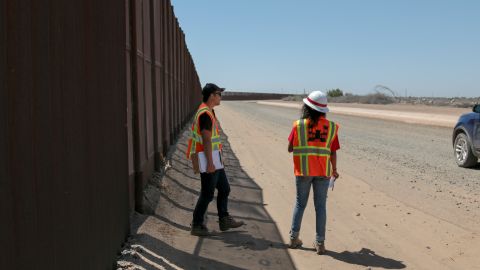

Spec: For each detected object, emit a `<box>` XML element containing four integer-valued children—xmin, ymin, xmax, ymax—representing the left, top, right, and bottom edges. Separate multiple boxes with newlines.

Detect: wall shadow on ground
<box><xmin>120</xmin><ymin>235</ymin><xmax>248</xmax><ymax>270</ymax></box>
<box><xmin>118</xmin><ymin>125</ymin><xmax>296</xmax><ymax>270</ymax></box>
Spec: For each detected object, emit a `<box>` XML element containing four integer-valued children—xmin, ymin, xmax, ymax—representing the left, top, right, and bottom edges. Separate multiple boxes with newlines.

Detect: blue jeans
<box><xmin>192</xmin><ymin>169</ymin><xmax>230</xmax><ymax>226</ymax></box>
<box><xmin>290</xmin><ymin>176</ymin><xmax>330</xmax><ymax>242</ymax></box>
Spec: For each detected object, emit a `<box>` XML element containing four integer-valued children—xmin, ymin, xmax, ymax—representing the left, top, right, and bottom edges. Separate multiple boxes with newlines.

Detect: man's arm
<box><xmin>201</xmin><ymin>129</ymin><xmax>216</xmax><ymax>173</ymax></box>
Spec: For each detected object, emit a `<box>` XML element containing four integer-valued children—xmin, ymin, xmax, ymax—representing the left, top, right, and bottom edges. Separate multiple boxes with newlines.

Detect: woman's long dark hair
<box><xmin>301</xmin><ymin>104</ymin><xmax>325</xmax><ymax>128</ymax></box>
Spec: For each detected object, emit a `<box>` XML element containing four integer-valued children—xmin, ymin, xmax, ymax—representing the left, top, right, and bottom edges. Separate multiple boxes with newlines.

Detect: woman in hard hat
<box><xmin>287</xmin><ymin>90</ymin><xmax>340</xmax><ymax>255</ymax></box>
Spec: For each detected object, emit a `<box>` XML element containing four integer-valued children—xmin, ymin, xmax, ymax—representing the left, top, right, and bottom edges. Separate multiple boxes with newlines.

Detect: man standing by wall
<box><xmin>186</xmin><ymin>83</ymin><xmax>244</xmax><ymax>236</ymax></box>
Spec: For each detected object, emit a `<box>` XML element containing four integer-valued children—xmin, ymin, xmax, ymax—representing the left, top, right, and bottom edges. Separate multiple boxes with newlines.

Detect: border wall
<box><xmin>0</xmin><ymin>1</ymin><xmax>200</xmax><ymax>269</ymax></box>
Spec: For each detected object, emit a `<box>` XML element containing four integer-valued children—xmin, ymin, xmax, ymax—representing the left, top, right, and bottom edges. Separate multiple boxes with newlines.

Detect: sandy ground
<box><xmin>118</xmin><ymin>101</ymin><xmax>479</xmax><ymax>270</ymax></box>
<box><xmin>215</xmin><ymin>101</ymin><xmax>479</xmax><ymax>270</ymax></box>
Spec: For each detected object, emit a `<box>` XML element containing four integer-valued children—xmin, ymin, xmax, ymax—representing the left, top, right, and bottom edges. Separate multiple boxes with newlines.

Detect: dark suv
<box><xmin>453</xmin><ymin>104</ymin><xmax>480</xmax><ymax>167</ymax></box>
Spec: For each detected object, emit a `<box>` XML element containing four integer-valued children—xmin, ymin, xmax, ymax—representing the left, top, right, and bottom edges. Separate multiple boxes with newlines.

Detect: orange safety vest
<box><xmin>186</xmin><ymin>103</ymin><xmax>222</xmax><ymax>159</ymax></box>
<box><xmin>292</xmin><ymin>118</ymin><xmax>339</xmax><ymax>176</ymax></box>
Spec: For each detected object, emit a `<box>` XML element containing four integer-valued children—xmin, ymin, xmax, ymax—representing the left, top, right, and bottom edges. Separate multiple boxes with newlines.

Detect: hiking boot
<box><xmin>190</xmin><ymin>224</ymin><xmax>209</xmax><ymax>237</ymax></box>
<box><xmin>288</xmin><ymin>237</ymin><xmax>303</xmax><ymax>249</ymax></box>
<box><xmin>219</xmin><ymin>216</ymin><xmax>244</xmax><ymax>231</ymax></box>
<box><xmin>314</xmin><ymin>241</ymin><xmax>326</xmax><ymax>255</ymax></box>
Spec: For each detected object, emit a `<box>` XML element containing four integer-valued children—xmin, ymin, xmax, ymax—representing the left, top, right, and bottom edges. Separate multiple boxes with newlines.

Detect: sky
<box><xmin>171</xmin><ymin>0</ymin><xmax>479</xmax><ymax>98</ymax></box>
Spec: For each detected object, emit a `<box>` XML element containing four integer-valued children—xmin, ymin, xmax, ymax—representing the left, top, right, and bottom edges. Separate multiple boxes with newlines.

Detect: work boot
<box><xmin>190</xmin><ymin>224</ymin><xmax>210</xmax><ymax>237</ymax></box>
<box><xmin>219</xmin><ymin>216</ymin><xmax>244</xmax><ymax>231</ymax></box>
<box><xmin>314</xmin><ymin>241</ymin><xmax>326</xmax><ymax>255</ymax></box>
<box><xmin>288</xmin><ymin>237</ymin><xmax>303</xmax><ymax>249</ymax></box>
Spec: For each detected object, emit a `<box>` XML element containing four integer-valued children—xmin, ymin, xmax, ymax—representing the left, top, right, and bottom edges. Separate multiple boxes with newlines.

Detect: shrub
<box><xmin>326</xmin><ymin>88</ymin><xmax>344</xmax><ymax>98</ymax></box>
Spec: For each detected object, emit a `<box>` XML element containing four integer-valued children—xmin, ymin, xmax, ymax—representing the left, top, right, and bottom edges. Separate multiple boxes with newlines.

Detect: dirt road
<box><xmin>217</xmin><ymin>101</ymin><xmax>480</xmax><ymax>270</ymax></box>
<box><xmin>257</xmin><ymin>101</ymin><xmax>470</xmax><ymax>128</ymax></box>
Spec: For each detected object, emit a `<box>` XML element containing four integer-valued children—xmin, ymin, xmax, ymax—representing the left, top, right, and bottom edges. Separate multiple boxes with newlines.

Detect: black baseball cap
<box><xmin>202</xmin><ymin>83</ymin><xmax>225</xmax><ymax>98</ymax></box>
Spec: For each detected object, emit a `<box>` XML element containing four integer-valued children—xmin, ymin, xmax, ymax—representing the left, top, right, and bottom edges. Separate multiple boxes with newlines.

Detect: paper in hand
<box><xmin>329</xmin><ymin>177</ymin><xmax>336</xmax><ymax>190</ymax></box>
<box><xmin>197</xmin><ymin>150</ymin><xmax>224</xmax><ymax>173</ymax></box>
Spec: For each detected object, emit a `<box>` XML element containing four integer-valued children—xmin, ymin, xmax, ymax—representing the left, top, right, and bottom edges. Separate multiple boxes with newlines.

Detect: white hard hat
<box><xmin>303</xmin><ymin>91</ymin><xmax>329</xmax><ymax>113</ymax></box>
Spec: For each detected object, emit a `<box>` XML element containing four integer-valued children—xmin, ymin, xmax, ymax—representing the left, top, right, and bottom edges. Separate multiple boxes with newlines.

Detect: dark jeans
<box><xmin>192</xmin><ymin>169</ymin><xmax>230</xmax><ymax>226</ymax></box>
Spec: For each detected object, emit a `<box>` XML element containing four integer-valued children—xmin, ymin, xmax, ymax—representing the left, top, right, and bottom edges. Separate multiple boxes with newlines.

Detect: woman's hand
<box><xmin>332</xmin><ymin>169</ymin><xmax>339</xmax><ymax>178</ymax></box>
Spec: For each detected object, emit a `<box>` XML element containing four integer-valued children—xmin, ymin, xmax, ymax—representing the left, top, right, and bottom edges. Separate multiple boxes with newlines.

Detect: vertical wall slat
<box><xmin>163</xmin><ymin>0</ymin><xmax>169</xmax><ymax>146</ymax></box>
<box><xmin>152</xmin><ymin>0</ymin><xmax>164</xmax><ymax>169</ymax></box>
<box><xmin>126</xmin><ymin>0</ymin><xmax>136</xmax><ymax>212</ymax></box>
<box><xmin>0</xmin><ymin>0</ymin><xmax>13</xmax><ymax>268</ymax></box>
<box><xmin>143</xmin><ymin>0</ymin><xmax>154</xmax><ymax>165</ymax></box>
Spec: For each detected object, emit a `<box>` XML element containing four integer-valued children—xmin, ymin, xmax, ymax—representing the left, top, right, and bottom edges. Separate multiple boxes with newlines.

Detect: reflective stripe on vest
<box><xmin>293</xmin><ymin>146</ymin><xmax>331</xmax><ymax>155</ymax></box>
<box><xmin>297</xmin><ymin>119</ymin><xmax>309</xmax><ymax>175</ymax></box>
<box><xmin>293</xmin><ymin>118</ymin><xmax>337</xmax><ymax>176</ymax></box>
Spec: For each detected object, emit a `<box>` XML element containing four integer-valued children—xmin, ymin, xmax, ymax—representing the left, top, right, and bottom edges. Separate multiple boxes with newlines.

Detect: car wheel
<box><xmin>454</xmin><ymin>133</ymin><xmax>478</xmax><ymax>167</ymax></box>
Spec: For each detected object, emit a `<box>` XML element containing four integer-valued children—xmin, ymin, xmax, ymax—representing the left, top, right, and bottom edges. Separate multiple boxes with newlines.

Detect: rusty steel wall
<box><xmin>1</xmin><ymin>0</ymin><xmax>201</xmax><ymax>268</ymax></box>
<box><xmin>1</xmin><ymin>1</ymin><xmax>130</xmax><ymax>269</ymax></box>
<box><xmin>128</xmin><ymin>0</ymin><xmax>202</xmax><ymax>213</ymax></box>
